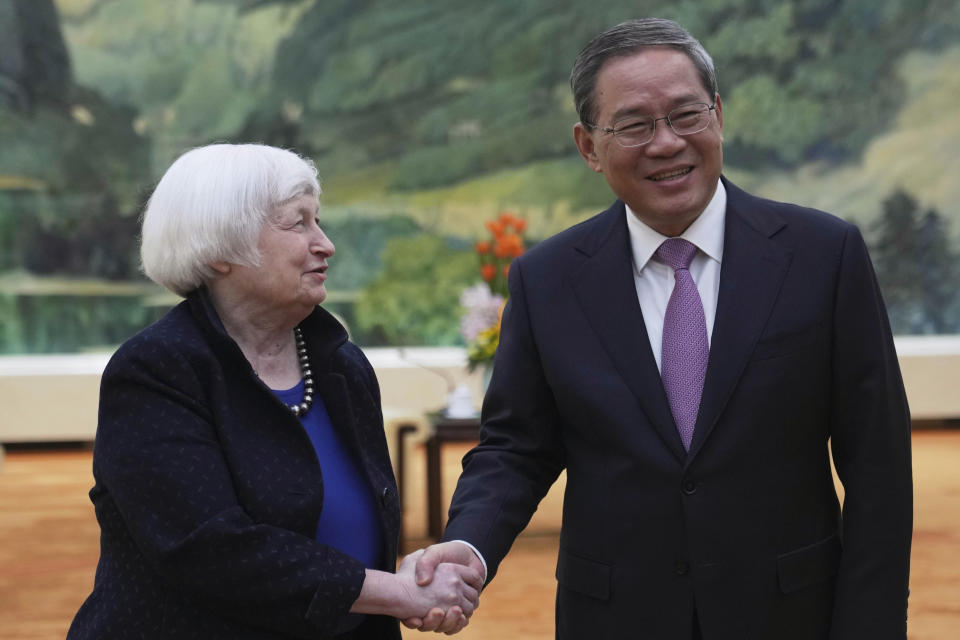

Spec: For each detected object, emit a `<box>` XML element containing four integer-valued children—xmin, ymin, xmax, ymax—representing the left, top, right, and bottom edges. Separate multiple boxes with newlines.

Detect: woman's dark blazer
<box><xmin>67</xmin><ymin>288</ymin><xmax>401</xmax><ymax>640</ymax></box>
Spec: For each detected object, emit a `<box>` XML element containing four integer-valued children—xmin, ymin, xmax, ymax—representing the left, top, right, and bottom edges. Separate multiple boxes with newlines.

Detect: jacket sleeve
<box><xmin>92</xmin><ymin>341</ymin><xmax>366</xmax><ymax>639</ymax></box>
<box><xmin>441</xmin><ymin>257</ymin><xmax>567</xmax><ymax>582</ymax></box>
<box><xmin>828</xmin><ymin>225</ymin><xmax>913</xmax><ymax>639</ymax></box>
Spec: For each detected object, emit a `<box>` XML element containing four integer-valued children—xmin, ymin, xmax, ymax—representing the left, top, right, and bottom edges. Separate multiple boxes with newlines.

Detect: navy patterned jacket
<box><xmin>67</xmin><ymin>288</ymin><xmax>402</xmax><ymax>639</ymax></box>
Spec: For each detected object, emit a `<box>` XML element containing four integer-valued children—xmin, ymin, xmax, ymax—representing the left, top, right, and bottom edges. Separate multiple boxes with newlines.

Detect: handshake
<box><xmin>366</xmin><ymin>541</ymin><xmax>487</xmax><ymax>635</ymax></box>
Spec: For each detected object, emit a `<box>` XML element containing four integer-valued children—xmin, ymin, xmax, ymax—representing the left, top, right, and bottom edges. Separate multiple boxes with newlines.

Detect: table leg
<box><xmin>426</xmin><ymin>435</ymin><xmax>443</xmax><ymax>540</ymax></box>
<box><xmin>394</xmin><ymin>423</ymin><xmax>417</xmax><ymax>554</ymax></box>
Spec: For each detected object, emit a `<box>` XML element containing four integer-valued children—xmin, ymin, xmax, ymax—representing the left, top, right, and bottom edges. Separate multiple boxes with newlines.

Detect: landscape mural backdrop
<box><xmin>2</xmin><ymin>0</ymin><xmax>959</xmax><ymax>354</ymax></box>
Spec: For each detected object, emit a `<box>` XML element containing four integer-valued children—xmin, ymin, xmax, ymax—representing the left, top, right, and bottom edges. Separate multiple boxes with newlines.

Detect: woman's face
<box><xmin>229</xmin><ymin>193</ymin><xmax>335</xmax><ymax>313</ymax></box>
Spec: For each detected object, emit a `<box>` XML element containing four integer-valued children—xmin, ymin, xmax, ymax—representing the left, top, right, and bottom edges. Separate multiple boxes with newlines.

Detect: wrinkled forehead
<box><xmin>269</xmin><ymin>192</ymin><xmax>319</xmax><ymax>220</ymax></box>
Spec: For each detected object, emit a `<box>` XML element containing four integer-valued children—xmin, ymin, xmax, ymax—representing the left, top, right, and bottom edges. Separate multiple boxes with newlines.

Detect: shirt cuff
<box><xmin>450</xmin><ymin>539</ymin><xmax>488</xmax><ymax>582</ymax></box>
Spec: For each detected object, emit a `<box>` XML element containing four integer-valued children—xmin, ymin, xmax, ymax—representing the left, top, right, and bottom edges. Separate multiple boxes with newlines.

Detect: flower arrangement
<box><xmin>459</xmin><ymin>284</ymin><xmax>503</xmax><ymax>371</ymax></box>
<box><xmin>476</xmin><ymin>211</ymin><xmax>527</xmax><ymax>296</ymax></box>
<box><xmin>460</xmin><ymin>212</ymin><xmax>527</xmax><ymax>372</ymax></box>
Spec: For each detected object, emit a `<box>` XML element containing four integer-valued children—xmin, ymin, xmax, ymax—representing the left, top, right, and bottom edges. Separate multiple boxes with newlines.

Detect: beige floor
<box><xmin>0</xmin><ymin>431</ymin><xmax>957</xmax><ymax>639</ymax></box>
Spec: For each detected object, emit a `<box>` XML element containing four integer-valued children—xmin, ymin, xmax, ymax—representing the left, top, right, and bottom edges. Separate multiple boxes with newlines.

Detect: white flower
<box><xmin>459</xmin><ymin>283</ymin><xmax>504</xmax><ymax>342</ymax></box>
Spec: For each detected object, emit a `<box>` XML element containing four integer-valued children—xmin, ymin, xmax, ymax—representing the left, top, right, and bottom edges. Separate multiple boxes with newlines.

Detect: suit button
<box><xmin>675</xmin><ymin>561</ymin><xmax>690</xmax><ymax>576</ymax></box>
<box><xmin>381</xmin><ymin>487</ymin><xmax>390</xmax><ymax>506</ymax></box>
<box><xmin>682</xmin><ymin>479</ymin><xmax>698</xmax><ymax>495</ymax></box>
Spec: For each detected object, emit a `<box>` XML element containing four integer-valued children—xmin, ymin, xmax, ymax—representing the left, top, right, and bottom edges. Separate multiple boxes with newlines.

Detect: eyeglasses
<box><xmin>585</xmin><ymin>102</ymin><xmax>717</xmax><ymax>147</ymax></box>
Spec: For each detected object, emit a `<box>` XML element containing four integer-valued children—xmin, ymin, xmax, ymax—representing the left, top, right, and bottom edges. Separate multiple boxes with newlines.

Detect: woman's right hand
<box><xmin>392</xmin><ymin>551</ymin><xmax>482</xmax><ymax>632</ymax></box>
<box><xmin>350</xmin><ymin>552</ymin><xmax>482</xmax><ymax>634</ymax></box>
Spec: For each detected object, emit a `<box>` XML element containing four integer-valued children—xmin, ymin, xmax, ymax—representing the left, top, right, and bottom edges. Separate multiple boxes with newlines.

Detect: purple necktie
<box><xmin>656</xmin><ymin>238</ymin><xmax>708</xmax><ymax>451</ymax></box>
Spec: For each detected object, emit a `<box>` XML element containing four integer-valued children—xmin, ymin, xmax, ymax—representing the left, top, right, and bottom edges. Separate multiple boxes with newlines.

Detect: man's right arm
<box><xmin>442</xmin><ymin>257</ymin><xmax>566</xmax><ymax>578</ymax></box>
<box><xmin>406</xmin><ymin>258</ymin><xmax>567</xmax><ymax>635</ymax></box>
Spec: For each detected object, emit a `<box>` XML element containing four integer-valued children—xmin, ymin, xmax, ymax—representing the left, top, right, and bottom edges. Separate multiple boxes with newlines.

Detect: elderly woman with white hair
<box><xmin>67</xmin><ymin>143</ymin><xmax>480</xmax><ymax>639</ymax></box>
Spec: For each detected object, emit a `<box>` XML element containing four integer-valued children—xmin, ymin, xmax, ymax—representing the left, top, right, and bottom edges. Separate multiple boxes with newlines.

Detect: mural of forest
<box><xmin>2</xmin><ymin>0</ymin><xmax>959</xmax><ymax>353</ymax></box>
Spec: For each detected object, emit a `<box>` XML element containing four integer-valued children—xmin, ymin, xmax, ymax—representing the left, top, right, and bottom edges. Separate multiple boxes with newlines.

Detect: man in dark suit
<box><xmin>410</xmin><ymin>18</ymin><xmax>912</xmax><ymax>639</ymax></box>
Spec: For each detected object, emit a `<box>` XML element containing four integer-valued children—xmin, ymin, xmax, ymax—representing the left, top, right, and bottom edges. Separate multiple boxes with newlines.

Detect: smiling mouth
<box><xmin>648</xmin><ymin>167</ymin><xmax>692</xmax><ymax>182</ymax></box>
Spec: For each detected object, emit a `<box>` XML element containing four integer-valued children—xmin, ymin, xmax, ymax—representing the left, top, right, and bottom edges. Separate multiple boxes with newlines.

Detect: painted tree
<box><xmin>914</xmin><ymin>208</ymin><xmax>959</xmax><ymax>333</ymax></box>
<box><xmin>872</xmin><ymin>188</ymin><xmax>959</xmax><ymax>334</ymax></box>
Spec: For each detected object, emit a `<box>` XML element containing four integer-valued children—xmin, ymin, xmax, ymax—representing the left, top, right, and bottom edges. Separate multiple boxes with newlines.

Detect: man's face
<box><xmin>573</xmin><ymin>48</ymin><xmax>724</xmax><ymax>237</ymax></box>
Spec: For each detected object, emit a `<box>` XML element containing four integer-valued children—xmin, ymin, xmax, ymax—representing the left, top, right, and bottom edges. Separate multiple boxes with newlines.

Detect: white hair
<box><xmin>140</xmin><ymin>143</ymin><xmax>320</xmax><ymax>296</ymax></box>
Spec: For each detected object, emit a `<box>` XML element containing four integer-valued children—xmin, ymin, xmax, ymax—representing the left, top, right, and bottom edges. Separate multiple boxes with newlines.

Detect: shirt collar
<box><xmin>625</xmin><ymin>178</ymin><xmax>726</xmax><ymax>273</ymax></box>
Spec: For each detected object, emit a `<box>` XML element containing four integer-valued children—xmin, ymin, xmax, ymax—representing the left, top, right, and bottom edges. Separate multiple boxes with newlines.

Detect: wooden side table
<box><xmin>426</xmin><ymin>416</ymin><xmax>481</xmax><ymax>540</ymax></box>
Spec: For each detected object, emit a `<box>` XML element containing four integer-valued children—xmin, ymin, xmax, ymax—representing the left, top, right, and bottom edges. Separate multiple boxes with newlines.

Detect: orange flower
<box><xmin>485</xmin><ymin>220</ymin><xmax>506</xmax><ymax>237</ymax></box>
<box><xmin>494</xmin><ymin>233</ymin><xmax>524</xmax><ymax>258</ymax></box>
<box><xmin>475</xmin><ymin>213</ymin><xmax>527</xmax><ymax>296</ymax></box>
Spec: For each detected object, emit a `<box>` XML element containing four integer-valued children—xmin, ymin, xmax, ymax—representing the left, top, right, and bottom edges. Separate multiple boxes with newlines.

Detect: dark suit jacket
<box><xmin>443</xmin><ymin>178</ymin><xmax>913</xmax><ymax>639</ymax></box>
<box><xmin>68</xmin><ymin>288</ymin><xmax>401</xmax><ymax>640</ymax></box>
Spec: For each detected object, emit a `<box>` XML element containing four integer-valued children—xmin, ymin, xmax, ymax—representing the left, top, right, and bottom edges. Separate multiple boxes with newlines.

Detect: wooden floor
<box><xmin>1</xmin><ymin>431</ymin><xmax>958</xmax><ymax>639</ymax></box>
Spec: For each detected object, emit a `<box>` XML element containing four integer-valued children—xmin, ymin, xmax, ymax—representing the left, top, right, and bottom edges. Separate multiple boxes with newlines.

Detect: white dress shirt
<box><xmin>625</xmin><ymin>180</ymin><xmax>726</xmax><ymax>372</ymax></box>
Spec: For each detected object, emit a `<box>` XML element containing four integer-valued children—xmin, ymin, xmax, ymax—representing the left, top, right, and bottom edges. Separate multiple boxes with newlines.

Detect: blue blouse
<box><xmin>273</xmin><ymin>381</ymin><xmax>384</xmax><ymax>569</ymax></box>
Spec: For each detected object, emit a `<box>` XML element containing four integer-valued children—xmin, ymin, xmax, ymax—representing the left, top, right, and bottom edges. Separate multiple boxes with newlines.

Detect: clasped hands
<box><xmin>399</xmin><ymin>541</ymin><xmax>487</xmax><ymax>635</ymax></box>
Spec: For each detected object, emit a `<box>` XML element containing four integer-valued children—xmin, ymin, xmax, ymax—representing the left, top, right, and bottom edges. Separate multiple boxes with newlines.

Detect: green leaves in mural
<box><xmin>319</xmin><ymin>213</ymin><xmax>422</xmax><ymax>292</ymax></box>
<box><xmin>353</xmin><ymin>235</ymin><xmax>478</xmax><ymax>346</ymax></box>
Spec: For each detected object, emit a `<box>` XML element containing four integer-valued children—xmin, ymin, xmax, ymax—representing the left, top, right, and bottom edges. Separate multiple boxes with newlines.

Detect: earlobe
<box><xmin>573</xmin><ymin>122</ymin><xmax>603</xmax><ymax>173</ymax></box>
<box><xmin>210</xmin><ymin>261</ymin><xmax>231</xmax><ymax>275</ymax></box>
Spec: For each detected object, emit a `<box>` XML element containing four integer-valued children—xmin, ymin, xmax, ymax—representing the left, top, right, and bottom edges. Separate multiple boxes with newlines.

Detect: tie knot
<box><xmin>656</xmin><ymin>238</ymin><xmax>698</xmax><ymax>271</ymax></box>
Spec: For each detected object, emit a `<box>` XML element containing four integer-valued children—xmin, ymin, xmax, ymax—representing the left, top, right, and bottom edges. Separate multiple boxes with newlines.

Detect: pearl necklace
<box><xmin>288</xmin><ymin>326</ymin><xmax>314</xmax><ymax>417</ymax></box>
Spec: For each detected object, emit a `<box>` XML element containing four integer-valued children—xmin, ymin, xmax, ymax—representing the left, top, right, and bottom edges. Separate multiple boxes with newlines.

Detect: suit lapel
<box><xmin>570</xmin><ymin>202</ymin><xmax>687</xmax><ymax>462</ymax></box>
<box><xmin>688</xmin><ymin>179</ymin><xmax>793</xmax><ymax>459</ymax></box>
